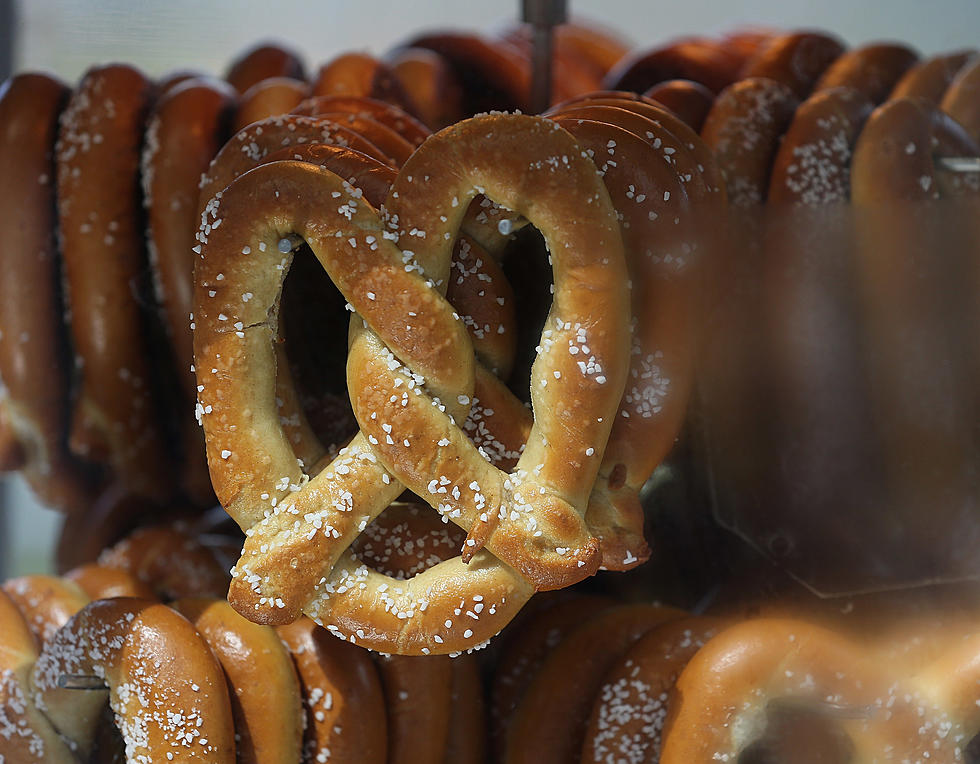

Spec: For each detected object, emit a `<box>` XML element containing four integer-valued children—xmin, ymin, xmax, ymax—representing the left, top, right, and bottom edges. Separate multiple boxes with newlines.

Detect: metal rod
<box><xmin>58</xmin><ymin>674</ymin><xmax>109</xmax><ymax>690</ymax></box>
<box><xmin>938</xmin><ymin>157</ymin><xmax>980</xmax><ymax>172</ymax></box>
<box><xmin>522</xmin><ymin>0</ymin><xmax>568</xmax><ymax>113</ymax></box>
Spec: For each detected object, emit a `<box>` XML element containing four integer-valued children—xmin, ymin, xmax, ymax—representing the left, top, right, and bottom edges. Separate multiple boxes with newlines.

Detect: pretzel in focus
<box><xmin>195</xmin><ymin>114</ymin><xmax>630</xmax><ymax>653</ymax></box>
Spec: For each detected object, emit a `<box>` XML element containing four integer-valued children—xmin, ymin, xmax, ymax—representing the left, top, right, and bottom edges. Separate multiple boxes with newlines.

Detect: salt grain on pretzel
<box><xmin>171</xmin><ymin>598</ymin><xmax>305</xmax><ymax>764</ymax></box>
<box><xmin>813</xmin><ymin>41</ymin><xmax>920</xmax><ymax>103</ymax></box>
<box><xmin>0</xmin><ymin>72</ymin><xmax>98</xmax><ymax>514</ymax></box>
<box><xmin>195</xmin><ymin>114</ymin><xmax>629</xmax><ymax>653</ymax></box>
<box><xmin>32</xmin><ymin>598</ymin><xmax>235</xmax><ymax>763</ymax></box>
<box><xmin>0</xmin><ymin>590</ymin><xmax>75</xmax><ymax>764</ymax></box>
<box><xmin>57</xmin><ymin>64</ymin><xmax>174</xmax><ymax>500</ymax></box>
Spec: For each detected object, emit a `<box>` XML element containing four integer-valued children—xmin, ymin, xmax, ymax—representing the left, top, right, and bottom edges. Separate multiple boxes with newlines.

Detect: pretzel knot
<box><xmin>194</xmin><ymin>114</ymin><xmax>630</xmax><ymax>654</ymax></box>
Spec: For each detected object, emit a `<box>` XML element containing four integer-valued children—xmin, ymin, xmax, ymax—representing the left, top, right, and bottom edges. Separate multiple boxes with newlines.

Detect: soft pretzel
<box><xmin>97</xmin><ymin>524</ymin><xmax>231</xmax><ymax>600</ymax></box>
<box><xmin>233</xmin><ymin>75</ymin><xmax>309</xmax><ymax>132</ymax></box>
<box><xmin>277</xmin><ymin>616</ymin><xmax>387</xmax><ymax>764</ymax></box>
<box><xmin>171</xmin><ymin>598</ymin><xmax>304</xmax><ymax>764</ymax></box>
<box><xmin>57</xmin><ymin>63</ymin><xmax>175</xmax><ymax>501</ymax></box>
<box><xmin>660</xmin><ymin>618</ymin><xmax>976</xmax><ymax>763</ymax></box>
<box><xmin>225</xmin><ymin>41</ymin><xmax>305</xmax><ymax>93</ymax></box>
<box><xmin>291</xmin><ymin>95</ymin><xmax>431</xmax><ymax>146</ymax></box>
<box><xmin>293</xmin><ymin>111</ymin><xmax>415</xmax><ymax>166</ymax></box>
<box><xmin>32</xmin><ymin>598</ymin><xmax>235</xmax><ymax>762</ymax></box>
<box><xmin>388</xmin><ymin>47</ymin><xmax>465</xmax><ymax>130</ymax></box>
<box><xmin>0</xmin><ymin>72</ymin><xmax>98</xmax><ymax>513</ymax></box>
<box><xmin>890</xmin><ymin>49</ymin><xmax>977</xmax><ymax>103</ymax></box>
<box><xmin>195</xmin><ymin>114</ymin><xmax>629</xmax><ymax>652</ymax></box>
<box><xmin>581</xmin><ymin>616</ymin><xmax>724</xmax><ymax>763</ymax></box>
<box><xmin>941</xmin><ymin>55</ymin><xmax>980</xmax><ymax>140</ymax></box>
<box><xmin>814</xmin><ymin>42</ymin><xmax>920</xmax><ymax>103</ymax></box>
<box><xmin>143</xmin><ymin>75</ymin><xmax>236</xmax><ymax>505</ymax></box>
<box><xmin>644</xmin><ymin>78</ymin><xmax>715</xmax><ymax>130</ymax></box>
<box><xmin>739</xmin><ymin>30</ymin><xmax>846</xmax><ymax>98</ymax></box>
<box><xmin>63</xmin><ymin>563</ymin><xmax>156</xmax><ymax>600</ymax></box>
<box><xmin>2</xmin><ymin>575</ymin><xmax>89</xmax><ymax>645</ymax></box>
<box><xmin>700</xmin><ymin>77</ymin><xmax>800</xmax><ymax>206</ymax></box>
<box><xmin>0</xmin><ymin>590</ymin><xmax>76</xmax><ymax>764</ymax></box>
<box><xmin>769</xmin><ymin>86</ymin><xmax>873</xmax><ymax>204</ymax></box>
<box><xmin>311</xmin><ymin>52</ymin><xmax>414</xmax><ymax>112</ymax></box>
<box><xmin>504</xmin><ymin>604</ymin><xmax>683</xmax><ymax>764</ymax></box>
<box><xmin>376</xmin><ymin>654</ymin><xmax>453</xmax><ymax>764</ymax></box>
<box><xmin>445</xmin><ymin>654</ymin><xmax>487</xmax><ymax>764</ymax></box>
<box><xmin>603</xmin><ymin>38</ymin><xmax>744</xmax><ymax>95</ymax></box>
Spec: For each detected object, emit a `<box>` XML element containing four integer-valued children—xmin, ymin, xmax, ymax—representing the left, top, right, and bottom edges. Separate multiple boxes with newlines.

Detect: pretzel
<box><xmin>311</xmin><ymin>52</ymin><xmax>414</xmax><ymax>113</ymax></box>
<box><xmin>32</xmin><ymin>598</ymin><xmax>235</xmax><ymax>762</ymax></box>
<box><xmin>739</xmin><ymin>30</ymin><xmax>846</xmax><ymax>98</ymax></box>
<box><xmin>2</xmin><ymin>575</ymin><xmax>89</xmax><ymax>645</ymax></box>
<box><xmin>0</xmin><ymin>590</ymin><xmax>76</xmax><ymax>764</ymax></box>
<box><xmin>233</xmin><ymin>75</ymin><xmax>309</xmax><ymax>132</ymax></box>
<box><xmin>446</xmin><ymin>654</ymin><xmax>487</xmax><ymax>764</ymax></box>
<box><xmin>602</xmin><ymin>38</ymin><xmax>745</xmax><ymax>94</ymax></box>
<box><xmin>63</xmin><ymin>563</ymin><xmax>155</xmax><ymax>600</ymax></box>
<box><xmin>644</xmin><ymin>78</ymin><xmax>715</xmax><ymax>130</ymax></box>
<box><xmin>225</xmin><ymin>41</ymin><xmax>305</xmax><ymax>93</ymax></box>
<box><xmin>659</xmin><ymin>618</ymin><xmax>979</xmax><ymax>763</ymax></box>
<box><xmin>296</xmin><ymin>111</ymin><xmax>416</xmax><ymax>166</ymax></box>
<box><xmin>504</xmin><ymin>604</ymin><xmax>683</xmax><ymax>764</ymax></box>
<box><xmin>769</xmin><ymin>86</ymin><xmax>873</xmax><ymax>205</ymax></box>
<box><xmin>143</xmin><ymin>75</ymin><xmax>236</xmax><ymax>505</ymax></box>
<box><xmin>581</xmin><ymin>616</ymin><xmax>724</xmax><ymax>763</ymax></box>
<box><xmin>277</xmin><ymin>616</ymin><xmax>387</xmax><ymax>764</ymax></box>
<box><xmin>890</xmin><ymin>49</ymin><xmax>977</xmax><ymax>103</ymax></box>
<box><xmin>700</xmin><ymin>77</ymin><xmax>800</xmax><ymax>206</ymax></box>
<box><xmin>171</xmin><ymin>598</ymin><xmax>304</xmax><ymax>764</ymax></box>
<box><xmin>376</xmin><ymin>654</ymin><xmax>453</xmax><ymax>764</ymax></box>
<box><xmin>195</xmin><ymin>114</ymin><xmax>629</xmax><ymax>652</ymax></box>
<box><xmin>814</xmin><ymin>42</ymin><xmax>920</xmax><ymax>103</ymax></box>
<box><xmin>57</xmin><ymin>63</ymin><xmax>175</xmax><ymax>501</ymax></box>
<box><xmin>942</xmin><ymin>55</ymin><xmax>980</xmax><ymax>140</ymax></box>
<box><xmin>291</xmin><ymin>95</ymin><xmax>431</xmax><ymax>147</ymax></box>
<box><xmin>388</xmin><ymin>47</ymin><xmax>464</xmax><ymax>129</ymax></box>
<box><xmin>0</xmin><ymin>72</ymin><xmax>99</xmax><ymax>514</ymax></box>
<box><xmin>98</xmin><ymin>525</ymin><xmax>231</xmax><ymax>600</ymax></box>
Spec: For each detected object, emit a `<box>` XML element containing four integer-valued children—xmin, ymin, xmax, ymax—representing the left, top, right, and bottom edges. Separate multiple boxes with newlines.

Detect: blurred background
<box><xmin>1</xmin><ymin>0</ymin><xmax>978</xmax><ymax>578</ymax></box>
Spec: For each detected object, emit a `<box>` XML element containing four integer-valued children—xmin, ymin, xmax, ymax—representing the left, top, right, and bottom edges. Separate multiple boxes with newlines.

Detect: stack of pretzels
<box><xmin>2</xmin><ymin>16</ymin><xmax>980</xmax><ymax>763</ymax></box>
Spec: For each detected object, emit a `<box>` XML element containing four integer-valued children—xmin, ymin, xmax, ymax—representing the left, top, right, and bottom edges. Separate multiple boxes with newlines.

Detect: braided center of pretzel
<box><xmin>194</xmin><ymin>114</ymin><xmax>629</xmax><ymax>654</ymax></box>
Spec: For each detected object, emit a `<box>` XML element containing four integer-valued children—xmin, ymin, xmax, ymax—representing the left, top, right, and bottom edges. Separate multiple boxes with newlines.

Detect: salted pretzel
<box><xmin>225</xmin><ymin>41</ymin><xmax>305</xmax><ymax>93</ymax></box>
<box><xmin>2</xmin><ymin>575</ymin><xmax>89</xmax><ymax>645</ymax></box>
<box><xmin>291</xmin><ymin>95</ymin><xmax>431</xmax><ymax>147</ymax></box>
<box><xmin>890</xmin><ymin>49</ymin><xmax>977</xmax><ymax>103</ymax></box>
<box><xmin>942</xmin><ymin>56</ymin><xmax>980</xmax><ymax>140</ymax></box>
<box><xmin>375</xmin><ymin>654</ymin><xmax>454</xmax><ymax>763</ymax></box>
<box><xmin>172</xmin><ymin>598</ymin><xmax>304</xmax><ymax>764</ymax></box>
<box><xmin>195</xmin><ymin>114</ymin><xmax>629</xmax><ymax>653</ymax></box>
<box><xmin>0</xmin><ymin>590</ymin><xmax>76</xmax><ymax>764</ymax></box>
<box><xmin>233</xmin><ymin>75</ymin><xmax>309</xmax><ymax>132</ymax></box>
<box><xmin>581</xmin><ymin>616</ymin><xmax>724</xmax><ymax>763</ymax></box>
<box><xmin>603</xmin><ymin>38</ymin><xmax>745</xmax><ymax>95</ymax></box>
<box><xmin>504</xmin><ymin>604</ymin><xmax>684</xmax><ymax>764</ymax></box>
<box><xmin>311</xmin><ymin>52</ymin><xmax>414</xmax><ymax>112</ymax></box>
<box><xmin>63</xmin><ymin>563</ymin><xmax>155</xmax><ymax>600</ymax></box>
<box><xmin>277</xmin><ymin>616</ymin><xmax>388</xmax><ymax>764</ymax></box>
<box><xmin>57</xmin><ymin>63</ymin><xmax>175</xmax><ymax>501</ymax></box>
<box><xmin>769</xmin><ymin>86</ymin><xmax>873</xmax><ymax>204</ymax></box>
<box><xmin>387</xmin><ymin>47</ymin><xmax>465</xmax><ymax>129</ymax></box>
<box><xmin>32</xmin><ymin>598</ymin><xmax>235</xmax><ymax>762</ymax></box>
<box><xmin>644</xmin><ymin>79</ymin><xmax>715</xmax><ymax>130</ymax></box>
<box><xmin>97</xmin><ymin>524</ymin><xmax>231</xmax><ymax>599</ymax></box>
<box><xmin>0</xmin><ymin>72</ymin><xmax>99</xmax><ymax>514</ymax></box>
<box><xmin>814</xmin><ymin>42</ymin><xmax>920</xmax><ymax>103</ymax></box>
<box><xmin>700</xmin><ymin>77</ymin><xmax>800</xmax><ymax>206</ymax></box>
<box><xmin>739</xmin><ymin>30</ymin><xmax>846</xmax><ymax>98</ymax></box>
<box><xmin>660</xmin><ymin>618</ymin><xmax>980</xmax><ymax>763</ymax></box>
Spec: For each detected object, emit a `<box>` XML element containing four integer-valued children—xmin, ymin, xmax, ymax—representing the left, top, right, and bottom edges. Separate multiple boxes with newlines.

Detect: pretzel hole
<box><xmin>739</xmin><ymin>704</ymin><xmax>854</xmax><ymax>764</ymax></box>
<box><xmin>279</xmin><ymin>241</ymin><xmax>358</xmax><ymax>450</ymax></box>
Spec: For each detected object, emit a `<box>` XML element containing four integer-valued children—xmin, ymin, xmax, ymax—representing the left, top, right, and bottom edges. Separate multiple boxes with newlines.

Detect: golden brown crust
<box><xmin>700</xmin><ymin>77</ymin><xmax>800</xmax><ymax>206</ymax></box>
<box><xmin>814</xmin><ymin>42</ymin><xmax>920</xmax><ymax>103</ymax></box>
<box><xmin>233</xmin><ymin>75</ymin><xmax>309</xmax><ymax>132</ymax></box>
<box><xmin>291</xmin><ymin>95</ymin><xmax>431</xmax><ymax>146</ymax></box>
<box><xmin>769</xmin><ymin>86</ymin><xmax>873</xmax><ymax>204</ymax></box>
<box><xmin>388</xmin><ymin>47</ymin><xmax>464</xmax><ymax>129</ymax></box>
<box><xmin>445</xmin><ymin>654</ymin><xmax>486</xmax><ymax>764</ymax></box>
<box><xmin>0</xmin><ymin>590</ymin><xmax>76</xmax><ymax>764</ymax></box>
<box><xmin>941</xmin><ymin>55</ymin><xmax>980</xmax><ymax>140</ymax></box>
<box><xmin>32</xmin><ymin>598</ymin><xmax>236</xmax><ymax>762</ymax></box>
<box><xmin>504</xmin><ymin>604</ymin><xmax>684</xmax><ymax>764</ymax></box>
<box><xmin>57</xmin><ymin>63</ymin><xmax>174</xmax><ymax>501</ymax></box>
<box><xmin>739</xmin><ymin>31</ymin><xmax>846</xmax><ymax>98</ymax></box>
<box><xmin>172</xmin><ymin>598</ymin><xmax>304</xmax><ymax>764</ymax></box>
<box><xmin>603</xmin><ymin>39</ymin><xmax>744</xmax><ymax>95</ymax></box>
<box><xmin>0</xmin><ymin>72</ymin><xmax>98</xmax><ymax>513</ymax></box>
<box><xmin>890</xmin><ymin>49</ymin><xmax>977</xmax><ymax>103</ymax></box>
<box><xmin>376</xmin><ymin>654</ymin><xmax>453</xmax><ymax>764</ymax></box>
<box><xmin>225</xmin><ymin>42</ymin><xmax>306</xmax><ymax>94</ymax></box>
<box><xmin>311</xmin><ymin>52</ymin><xmax>414</xmax><ymax>113</ymax></box>
<box><xmin>63</xmin><ymin>563</ymin><xmax>156</xmax><ymax>600</ymax></box>
<box><xmin>644</xmin><ymin>78</ymin><xmax>715</xmax><ymax>130</ymax></box>
<box><xmin>277</xmin><ymin>617</ymin><xmax>387</xmax><ymax>764</ymax></box>
<box><xmin>2</xmin><ymin>575</ymin><xmax>90</xmax><ymax>645</ymax></box>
